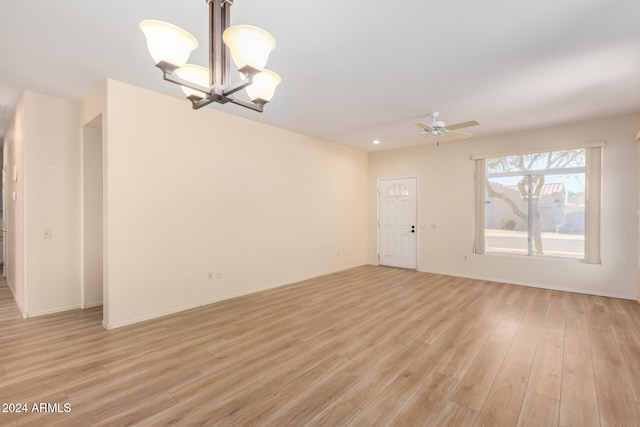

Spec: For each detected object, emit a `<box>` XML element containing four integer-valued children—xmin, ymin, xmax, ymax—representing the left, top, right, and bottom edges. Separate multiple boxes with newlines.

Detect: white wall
<box><xmin>368</xmin><ymin>114</ymin><xmax>639</xmax><ymax>300</ymax></box>
<box><xmin>23</xmin><ymin>92</ymin><xmax>81</xmax><ymax>315</ymax></box>
<box><xmin>2</xmin><ymin>92</ymin><xmax>82</xmax><ymax>317</ymax></box>
<box><xmin>102</xmin><ymin>79</ymin><xmax>368</xmax><ymax>328</ymax></box>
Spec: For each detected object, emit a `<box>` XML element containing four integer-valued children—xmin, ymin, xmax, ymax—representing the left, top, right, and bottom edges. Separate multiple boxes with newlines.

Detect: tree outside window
<box><xmin>484</xmin><ymin>149</ymin><xmax>586</xmax><ymax>258</ymax></box>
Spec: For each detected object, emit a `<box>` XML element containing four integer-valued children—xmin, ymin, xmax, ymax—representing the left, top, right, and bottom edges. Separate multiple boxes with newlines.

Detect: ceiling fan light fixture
<box><xmin>139</xmin><ymin>20</ymin><xmax>198</xmax><ymax>67</ymax></box>
<box><xmin>412</xmin><ymin>112</ymin><xmax>480</xmax><ymax>145</ymax></box>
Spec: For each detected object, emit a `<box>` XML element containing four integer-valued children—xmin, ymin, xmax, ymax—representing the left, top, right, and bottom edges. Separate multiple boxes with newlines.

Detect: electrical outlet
<box><xmin>215</xmin><ymin>271</ymin><xmax>222</xmax><ymax>279</ymax></box>
<box><xmin>207</xmin><ymin>272</ymin><xmax>214</xmax><ymax>280</ymax></box>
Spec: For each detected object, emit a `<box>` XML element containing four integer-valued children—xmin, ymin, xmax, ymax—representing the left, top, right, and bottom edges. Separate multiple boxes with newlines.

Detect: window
<box><xmin>388</xmin><ymin>184</ymin><xmax>409</xmax><ymax>197</ymax></box>
<box><xmin>473</xmin><ymin>145</ymin><xmax>603</xmax><ymax>263</ymax></box>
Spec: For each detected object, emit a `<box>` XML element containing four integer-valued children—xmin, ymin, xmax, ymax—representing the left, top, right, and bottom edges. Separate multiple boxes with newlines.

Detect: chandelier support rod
<box><xmin>208</xmin><ymin>0</ymin><xmax>231</xmax><ymax>96</ymax></box>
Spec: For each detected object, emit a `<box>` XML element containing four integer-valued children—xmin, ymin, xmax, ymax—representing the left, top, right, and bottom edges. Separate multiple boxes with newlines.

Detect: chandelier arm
<box><xmin>228</xmin><ymin>96</ymin><xmax>264</xmax><ymax>112</ymax></box>
<box><xmin>155</xmin><ymin>60</ymin><xmax>179</xmax><ymax>74</ymax></box>
<box><xmin>188</xmin><ymin>93</ymin><xmax>262</xmax><ymax>112</ymax></box>
<box><xmin>160</xmin><ymin>67</ymin><xmax>213</xmax><ymax>96</ymax></box>
<box><xmin>222</xmin><ymin>76</ymin><xmax>253</xmax><ymax>96</ymax></box>
<box><xmin>188</xmin><ymin>95</ymin><xmax>218</xmax><ymax>110</ymax></box>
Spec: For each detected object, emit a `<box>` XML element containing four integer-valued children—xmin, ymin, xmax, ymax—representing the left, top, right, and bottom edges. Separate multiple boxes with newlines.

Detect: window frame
<box><xmin>473</xmin><ymin>143</ymin><xmax>603</xmax><ymax>264</ymax></box>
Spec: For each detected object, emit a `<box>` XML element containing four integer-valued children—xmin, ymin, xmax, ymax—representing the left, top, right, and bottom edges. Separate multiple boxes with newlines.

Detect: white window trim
<box><xmin>584</xmin><ymin>147</ymin><xmax>602</xmax><ymax>264</ymax></box>
<box><xmin>470</xmin><ymin>140</ymin><xmax>606</xmax><ymax>161</ymax></box>
<box><xmin>473</xmin><ymin>158</ymin><xmax>485</xmax><ymax>255</ymax></box>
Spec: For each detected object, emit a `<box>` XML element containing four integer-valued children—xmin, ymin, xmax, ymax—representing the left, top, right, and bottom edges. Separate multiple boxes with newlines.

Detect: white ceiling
<box><xmin>1</xmin><ymin>0</ymin><xmax>639</xmax><ymax>151</ymax></box>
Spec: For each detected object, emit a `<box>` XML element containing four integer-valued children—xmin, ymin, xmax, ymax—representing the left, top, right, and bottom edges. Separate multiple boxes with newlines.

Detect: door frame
<box><xmin>81</xmin><ymin>114</ymin><xmax>106</xmax><ymax>318</ymax></box>
<box><xmin>377</xmin><ymin>176</ymin><xmax>419</xmax><ymax>270</ymax></box>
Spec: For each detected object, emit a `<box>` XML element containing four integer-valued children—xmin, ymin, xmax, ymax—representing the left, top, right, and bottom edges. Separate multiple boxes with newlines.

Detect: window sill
<box><xmin>483</xmin><ymin>252</ymin><xmax>591</xmax><ymax>264</ymax></box>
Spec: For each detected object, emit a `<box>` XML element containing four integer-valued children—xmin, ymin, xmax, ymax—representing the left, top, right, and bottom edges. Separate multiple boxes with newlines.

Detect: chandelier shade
<box><xmin>139</xmin><ymin>20</ymin><xmax>198</xmax><ymax>68</ymax></box>
<box><xmin>223</xmin><ymin>25</ymin><xmax>276</xmax><ymax>72</ymax></box>
<box><xmin>242</xmin><ymin>69</ymin><xmax>281</xmax><ymax>104</ymax></box>
<box><xmin>175</xmin><ymin>65</ymin><xmax>210</xmax><ymax>98</ymax></box>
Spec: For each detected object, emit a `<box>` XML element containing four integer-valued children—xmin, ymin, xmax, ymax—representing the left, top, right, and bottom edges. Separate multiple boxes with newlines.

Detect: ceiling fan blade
<box><xmin>415</xmin><ymin>122</ymin><xmax>434</xmax><ymax>131</ymax></box>
<box><xmin>446</xmin><ymin>130</ymin><xmax>473</xmax><ymax>139</ymax></box>
<box><xmin>446</xmin><ymin>120</ymin><xmax>480</xmax><ymax>130</ymax></box>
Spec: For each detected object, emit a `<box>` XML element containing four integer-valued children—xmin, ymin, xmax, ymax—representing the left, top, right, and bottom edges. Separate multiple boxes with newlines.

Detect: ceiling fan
<box><xmin>413</xmin><ymin>112</ymin><xmax>480</xmax><ymax>144</ymax></box>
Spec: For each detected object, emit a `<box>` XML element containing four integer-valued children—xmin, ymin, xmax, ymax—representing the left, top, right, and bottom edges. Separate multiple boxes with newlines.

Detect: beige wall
<box><xmin>2</xmin><ymin>80</ymin><xmax>367</xmax><ymax>327</ymax></box>
<box><xmin>3</xmin><ymin>91</ymin><xmax>81</xmax><ymax>317</ymax></box>
<box><xmin>102</xmin><ymin>79</ymin><xmax>368</xmax><ymax>328</ymax></box>
<box><xmin>369</xmin><ymin>114</ymin><xmax>639</xmax><ymax>300</ymax></box>
<box><xmin>24</xmin><ymin>92</ymin><xmax>81</xmax><ymax>315</ymax></box>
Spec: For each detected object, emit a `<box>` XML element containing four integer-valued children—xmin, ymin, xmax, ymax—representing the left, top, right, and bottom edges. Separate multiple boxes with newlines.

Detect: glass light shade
<box><xmin>175</xmin><ymin>64</ymin><xmax>210</xmax><ymax>98</ymax></box>
<box><xmin>241</xmin><ymin>69</ymin><xmax>281</xmax><ymax>103</ymax></box>
<box><xmin>223</xmin><ymin>25</ymin><xmax>275</xmax><ymax>71</ymax></box>
<box><xmin>139</xmin><ymin>20</ymin><xmax>198</xmax><ymax>67</ymax></box>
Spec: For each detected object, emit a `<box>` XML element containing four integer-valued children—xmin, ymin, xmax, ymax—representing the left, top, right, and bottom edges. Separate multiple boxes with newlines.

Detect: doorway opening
<box><xmin>82</xmin><ymin>115</ymin><xmax>104</xmax><ymax>316</ymax></box>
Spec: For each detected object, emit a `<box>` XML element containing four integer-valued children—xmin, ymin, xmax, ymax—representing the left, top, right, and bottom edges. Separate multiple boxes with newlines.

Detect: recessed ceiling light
<box><xmin>372</xmin><ymin>139</ymin><xmax>381</xmax><ymax>145</ymax></box>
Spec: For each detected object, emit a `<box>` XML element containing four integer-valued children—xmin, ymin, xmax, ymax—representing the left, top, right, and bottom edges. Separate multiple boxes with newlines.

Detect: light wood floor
<box><xmin>1</xmin><ymin>266</ymin><xmax>640</xmax><ymax>426</ymax></box>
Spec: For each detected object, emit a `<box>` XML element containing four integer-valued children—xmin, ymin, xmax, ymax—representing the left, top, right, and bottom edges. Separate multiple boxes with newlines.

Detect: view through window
<box><xmin>484</xmin><ymin>149</ymin><xmax>586</xmax><ymax>259</ymax></box>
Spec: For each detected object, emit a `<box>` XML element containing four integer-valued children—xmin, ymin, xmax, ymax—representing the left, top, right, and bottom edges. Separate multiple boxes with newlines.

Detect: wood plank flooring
<box><xmin>1</xmin><ymin>265</ymin><xmax>640</xmax><ymax>426</ymax></box>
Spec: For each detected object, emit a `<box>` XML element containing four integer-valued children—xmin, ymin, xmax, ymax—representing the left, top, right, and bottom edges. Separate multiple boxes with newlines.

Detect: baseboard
<box><xmin>420</xmin><ymin>268</ymin><xmax>637</xmax><ymax>301</ymax></box>
<box><xmin>83</xmin><ymin>301</ymin><xmax>103</xmax><ymax>309</ymax></box>
<box><xmin>102</xmin><ymin>264</ymin><xmax>365</xmax><ymax>330</ymax></box>
<box><xmin>200</xmin><ymin>265</ymin><xmax>362</xmax><ymax>307</ymax></box>
<box><xmin>27</xmin><ymin>304</ymin><xmax>82</xmax><ymax>318</ymax></box>
<box><xmin>102</xmin><ymin>300</ymin><xmax>203</xmax><ymax>330</ymax></box>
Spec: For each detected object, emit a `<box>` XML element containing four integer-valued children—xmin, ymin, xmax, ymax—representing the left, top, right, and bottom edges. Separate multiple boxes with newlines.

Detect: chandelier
<box><xmin>140</xmin><ymin>0</ymin><xmax>280</xmax><ymax>112</ymax></box>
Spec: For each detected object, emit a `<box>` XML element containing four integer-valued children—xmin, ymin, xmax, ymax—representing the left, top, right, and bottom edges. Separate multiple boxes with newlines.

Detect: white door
<box><xmin>378</xmin><ymin>177</ymin><xmax>417</xmax><ymax>269</ymax></box>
